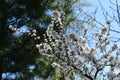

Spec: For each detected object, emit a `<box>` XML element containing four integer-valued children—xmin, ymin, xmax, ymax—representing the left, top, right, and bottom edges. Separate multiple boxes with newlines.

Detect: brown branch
<box><xmin>110</xmin><ymin>37</ymin><xmax>120</xmax><ymax>42</ymax></box>
<box><xmin>109</xmin><ymin>0</ymin><xmax>116</xmax><ymax>6</ymax></box>
<box><xmin>98</xmin><ymin>0</ymin><xmax>108</xmax><ymax>20</ymax></box>
<box><xmin>110</xmin><ymin>29</ymin><xmax>120</xmax><ymax>33</ymax></box>
<box><xmin>82</xmin><ymin>11</ymin><xmax>104</xmax><ymax>26</ymax></box>
<box><xmin>116</xmin><ymin>0</ymin><xmax>120</xmax><ymax>23</ymax></box>
<box><xmin>70</xmin><ymin>64</ymin><xmax>94</xmax><ymax>80</ymax></box>
<box><xmin>94</xmin><ymin>67</ymin><xmax>103</xmax><ymax>79</ymax></box>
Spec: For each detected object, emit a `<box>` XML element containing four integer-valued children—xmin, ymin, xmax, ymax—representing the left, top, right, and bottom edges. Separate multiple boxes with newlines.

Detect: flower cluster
<box><xmin>9</xmin><ymin>25</ymin><xmax>20</xmax><ymax>32</ymax></box>
<box><xmin>51</xmin><ymin>10</ymin><xmax>65</xmax><ymax>29</ymax></box>
<box><xmin>9</xmin><ymin>10</ymin><xmax>120</xmax><ymax>80</ymax></box>
<box><xmin>8</xmin><ymin>25</ymin><xmax>40</xmax><ymax>40</ymax></box>
<box><xmin>36</xmin><ymin>11</ymin><xmax>120</xmax><ymax>80</ymax></box>
<box><xmin>26</xmin><ymin>29</ymin><xmax>40</xmax><ymax>40</ymax></box>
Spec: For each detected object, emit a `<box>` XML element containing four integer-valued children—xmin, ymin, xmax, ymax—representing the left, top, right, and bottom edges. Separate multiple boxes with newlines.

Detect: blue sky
<box><xmin>89</xmin><ymin>0</ymin><xmax>120</xmax><ymax>27</ymax></box>
<box><xmin>87</xmin><ymin>0</ymin><xmax>120</xmax><ymax>44</ymax></box>
<box><xmin>88</xmin><ymin>0</ymin><xmax>111</xmax><ymax>24</ymax></box>
<box><xmin>89</xmin><ymin>0</ymin><xmax>120</xmax><ymax>76</ymax></box>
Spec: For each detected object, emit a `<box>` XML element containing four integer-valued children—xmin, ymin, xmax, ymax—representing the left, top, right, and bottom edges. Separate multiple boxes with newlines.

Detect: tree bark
<box><xmin>0</xmin><ymin>56</ymin><xmax>3</xmax><ymax>80</ymax></box>
<box><xmin>0</xmin><ymin>3</ymin><xmax>8</xmax><ymax>79</ymax></box>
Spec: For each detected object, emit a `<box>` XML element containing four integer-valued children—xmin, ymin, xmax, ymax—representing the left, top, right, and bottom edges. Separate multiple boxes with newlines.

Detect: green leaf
<box><xmin>55</xmin><ymin>72</ymin><xmax>63</xmax><ymax>78</ymax></box>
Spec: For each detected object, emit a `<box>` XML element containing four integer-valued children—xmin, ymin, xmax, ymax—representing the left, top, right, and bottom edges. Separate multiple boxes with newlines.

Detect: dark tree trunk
<box><xmin>0</xmin><ymin>56</ymin><xmax>3</xmax><ymax>80</ymax></box>
<box><xmin>0</xmin><ymin>4</ymin><xmax>8</xmax><ymax>79</ymax></box>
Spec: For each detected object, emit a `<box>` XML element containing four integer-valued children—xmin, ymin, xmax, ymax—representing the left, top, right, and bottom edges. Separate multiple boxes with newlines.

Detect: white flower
<box><xmin>32</xmin><ymin>33</ymin><xmax>36</xmax><ymax>37</ymax></box>
<box><xmin>36</xmin><ymin>36</ymin><xmax>40</xmax><ymax>39</ymax></box>
<box><xmin>9</xmin><ymin>25</ymin><xmax>12</xmax><ymax>29</ymax></box>
<box><xmin>32</xmin><ymin>29</ymin><xmax>37</xmax><ymax>33</ymax></box>
<box><xmin>14</xmin><ymin>28</ymin><xmax>17</xmax><ymax>31</ymax></box>
<box><xmin>36</xmin><ymin>44</ymin><xmax>40</xmax><ymax>48</ymax></box>
<box><xmin>51</xmin><ymin>62</ymin><xmax>61</xmax><ymax>68</ymax></box>
<box><xmin>17</xmin><ymin>29</ymin><xmax>20</xmax><ymax>32</ymax></box>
